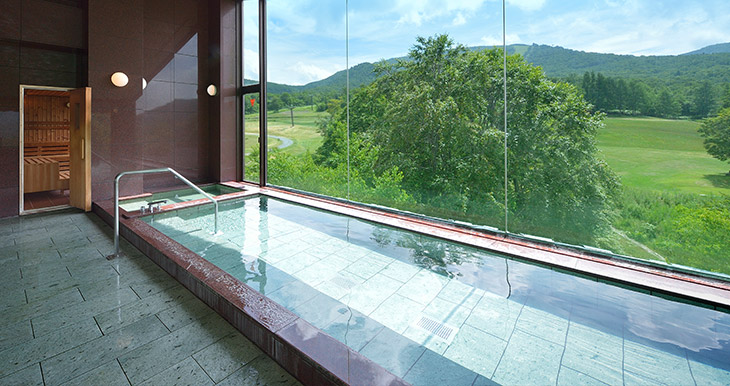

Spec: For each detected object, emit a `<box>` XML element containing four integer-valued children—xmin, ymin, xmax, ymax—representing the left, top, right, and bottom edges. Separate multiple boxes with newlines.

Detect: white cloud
<box><xmin>507</xmin><ymin>0</ymin><xmax>547</xmax><ymax>12</ymax></box>
<box><xmin>393</xmin><ymin>0</ymin><xmax>488</xmax><ymax>26</ymax></box>
<box><xmin>243</xmin><ymin>48</ymin><xmax>259</xmax><ymax>81</ymax></box>
<box><xmin>453</xmin><ymin>12</ymin><xmax>468</xmax><ymax>26</ymax></box>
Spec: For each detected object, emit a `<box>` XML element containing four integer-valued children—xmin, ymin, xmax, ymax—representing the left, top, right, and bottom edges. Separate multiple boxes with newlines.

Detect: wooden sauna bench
<box><xmin>24</xmin><ymin>143</ymin><xmax>70</xmax><ymax>193</ymax></box>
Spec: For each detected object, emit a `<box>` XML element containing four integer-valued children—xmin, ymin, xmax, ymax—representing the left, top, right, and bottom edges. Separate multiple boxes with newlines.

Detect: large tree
<box><xmin>317</xmin><ymin>34</ymin><xmax>619</xmax><ymax>244</ymax></box>
<box><xmin>699</xmin><ymin>107</ymin><xmax>730</xmax><ymax>175</ymax></box>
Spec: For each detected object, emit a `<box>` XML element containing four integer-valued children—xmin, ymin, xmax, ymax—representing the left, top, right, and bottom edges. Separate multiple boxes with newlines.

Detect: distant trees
<box><xmin>577</xmin><ymin>72</ymin><xmax>719</xmax><ymax>118</ymax></box>
<box><xmin>699</xmin><ymin>107</ymin><xmax>730</xmax><ymax>174</ymax></box>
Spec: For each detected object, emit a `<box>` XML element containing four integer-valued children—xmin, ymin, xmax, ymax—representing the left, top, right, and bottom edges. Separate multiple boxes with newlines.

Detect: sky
<box><xmin>243</xmin><ymin>0</ymin><xmax>730</xmax><ymax>85</ymax></box>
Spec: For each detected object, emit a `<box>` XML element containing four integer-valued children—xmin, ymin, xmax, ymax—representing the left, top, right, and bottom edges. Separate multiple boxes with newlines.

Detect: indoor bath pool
<box><xmin>118</xmin><ymin>184</ymin><xmax>241</xmax><ymax>212</ymax></box>
<box><xmin>143</xmin><ymin>196</ymin><xmax>730</xmax><ymax>385</ymax></box>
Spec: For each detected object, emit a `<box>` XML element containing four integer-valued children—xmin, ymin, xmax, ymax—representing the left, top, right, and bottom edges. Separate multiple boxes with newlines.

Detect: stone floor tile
<box><xmin>0</xmin><ymin>288</ymin><xmax>26</xmax><ymax>310</ymax></box>
<box><xmin>217</xmin><ymin>356</ymin><xmax>300</xmax><ymax>386</ymax></box>
<box><xmin>1</xmin><ymin>287</ymin><xmax>83</xmax><ymax>328</ymax></box>
<box><xmin>139</xmin><ymin>356</ymin><xmax>213</xmax><ymax>386</ymax></box>
<box><xmin>267</xmin><ymin>280</ymin><xmax>322</xmax><ymax>311</ymax></box>
<box><xmin>344</xmin><ymin>255</ymin><xmax>389</xmax><ymax>280</ymax></box>
<box><xmin>118</xmin><ymin>314</ymin><xmax>234</xmax><ymax>384</ymax></box>
<box><xmin>31</xmin><ymin>287</ymin><xmax>139</xmax><ymax>337</ymax></box>
<box><xmin>192</xmin><ymin>332</ymin><xmax>265</xmax><ymax>383</ymax></box>
<box><xmin>380</xmin><ymin>259</ymin><xmax>421</xmax><ymax>283</ymax></box>
<box><xmin>359</xmin><ymin>328</ymin><xmax>426</xmax><ymax>378</ymax></box>
<box><xmin>623</xmin><ymin>338</ymin><xmax>694</xmax><ymax>385</ymax></box>
<box><xmin>557</xmin><ymin>366</ymin><xmax>611</xmax><ymax>386</ymax></box>
<box><xmin>291</xmin><ymin>293</ymin><xmax>349</xmax><ymax>330</ymax></box>
<box><xmin>0</xmin><ymin>320</ymin><xmax>32</xmax><ymax>352</ymax></box>
<box><xmin>345</xmin><ymin>273</ymin><xmax>403</xmax><ymax>316</ymax></box>
<box><xmin>404</xmin><ymin>349</ymin><xmax>480</xmax><ymax>386</ymax></box>
<box><xmin>155</xmin><ymin>297</ymin><xmax>214</xmax><ymax>332</ymax></box>
<box><xmin>41</xmin><ymin>316</ymin><xmax>168</xmax><ymax>386</ymax></box>
<box><xmin>94</xmin><ymin>285</ymin><xmax>196</xmax><ymax>334</ymax></box>
<box><xmin>322</xmin><ymin>308</ymin><xmax>385</xmax><ymax>352</ymax></box>
<box><xmin>492</xmin><ymin>329</ymin><xmax>563</xmax><ymax>386</ymax></box>
<box><xmin>464</xmin><ymin>293</ymin><xmax>521</xmax><ymax>341</ymax></box>
<box><xmin>369</xmin><ymin>294</ymin><xmax>424</xmax><ymax>334</ymax></box>
<box><xmin>688</xmin><ymin>357</ymin><xmax>730</xmax><ymax>386</ymax></box>
<box><xmin>0</xmin><ymin>363</ymin><xmax>44</xmax><ymax>386</ymax></box>
<box><xmin>396</xmin><ymin>270</ymin><xmax>449</xmax><ymax>306</ymax></box>
<box><xmin>515</xmin><ymin>305</ymin><xmax>569</xmax><ymax>345</ymax></box>
<box><xmin>443</xmin><ymin>324</ymin><xmax>507</xmax><ymax>379</ymax></box>
<box><xmin>58</xmin><ymin>360</ymin><xmax>131</xmax><ymax>386</ymax></box>
<box><xmin>561</xmin><ymin>322</ymin><xmax>623</xmax><ymax>384</ymax></box>
<box><xmin>0</xmin><ymin>318</ymin><xmax>102</xmax><ymax>379</ymax></box>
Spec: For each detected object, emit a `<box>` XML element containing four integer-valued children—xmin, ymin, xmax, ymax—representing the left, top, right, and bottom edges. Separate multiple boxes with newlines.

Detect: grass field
<box><xmin>244</xmin><ymin>106</ymin><xmax>324</xmax><ymax>156</ymax></box>
<box><xmin>597</xmin><ymin>117</ymin><xmax>730</xmax><ymax>195</ymax></box>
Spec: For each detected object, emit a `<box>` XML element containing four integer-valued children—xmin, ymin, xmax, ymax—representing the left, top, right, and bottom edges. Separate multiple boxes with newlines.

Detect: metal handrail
<box><xmin>112</xmin><ymin>167</ymin><xmax>218</xmax><ymax>257</ymax></box>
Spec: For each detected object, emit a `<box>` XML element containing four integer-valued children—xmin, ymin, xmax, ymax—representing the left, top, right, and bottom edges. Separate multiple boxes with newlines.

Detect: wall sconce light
<box><xmin>111</xmin><ymin>72</ymin><xmax>129</xmax><ymax>87</ymax></box>
<box><xmin>206</xmin><ymin>84</ymin><xmax>217</xmax><ymax>96</ymax></box>
<box><xmin>142</xmin><ymin>77</ymin><xmax>147</xmax><ymax>90</ymax></box>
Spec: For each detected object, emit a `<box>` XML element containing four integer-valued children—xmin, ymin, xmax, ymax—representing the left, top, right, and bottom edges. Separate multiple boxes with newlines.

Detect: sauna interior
<box><xmin>22</xmin><ymin>89</ymin><xmax>72</xmax><ymax>211</ymax></box>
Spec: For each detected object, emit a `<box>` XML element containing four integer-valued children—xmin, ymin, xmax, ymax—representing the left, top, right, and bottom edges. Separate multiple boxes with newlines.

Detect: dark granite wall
<box><xmin>0</xmin><ymin>0</ymin><xmax>238</xmax><ymax>217</ymax></box>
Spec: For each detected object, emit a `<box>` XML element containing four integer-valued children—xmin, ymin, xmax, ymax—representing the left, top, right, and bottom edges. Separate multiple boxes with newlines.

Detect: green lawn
<box><xmin>244</xmin><ymin>106</ymin><xmax>324</xmax><ymax>156</ymax></box>
<box><xmin>598</xmin><ymin>117</ymin><xmax>730</xmax><ymax>195</ymax></box>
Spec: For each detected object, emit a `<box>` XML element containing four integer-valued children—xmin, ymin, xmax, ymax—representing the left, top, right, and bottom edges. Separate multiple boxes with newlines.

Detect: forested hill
<box><xmin>261</xmin><ymin>42</ymin><xmax>730</xmax><ymax>95</ymax></box>
<box><xmin>681</xmin><ymin>42</ymin><xmax>730</xmax><ymax>55</ymax></box>
<box><xmin>521</xmin><ymin>44</ymin><xmax>730</xmax><ymax>84</ymax></box>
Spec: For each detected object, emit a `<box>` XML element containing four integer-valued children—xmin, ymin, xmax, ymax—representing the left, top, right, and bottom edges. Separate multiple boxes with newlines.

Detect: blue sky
<box><xmin>243</xmin><ymin>0</ymin><xmax>730</xmax><ymax>85</ymax></box>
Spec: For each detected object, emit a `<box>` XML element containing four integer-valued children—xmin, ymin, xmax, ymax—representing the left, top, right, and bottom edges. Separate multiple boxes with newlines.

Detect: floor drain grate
<box><xmin>330</xmin><ymin>276</ymin><xmax>356</xmax><ymax>290</ymax></box>
<box><xmin>414</xmin><ymin>316</ymin><xmax>456</xmax><ymax>342</ymax></box>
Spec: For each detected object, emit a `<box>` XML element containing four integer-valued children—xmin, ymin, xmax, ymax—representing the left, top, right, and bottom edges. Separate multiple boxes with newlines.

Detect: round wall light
<box><xmin>142</xmin><ymin>77</ymin><xmax>147</xmax><ymax>90</ymax></box>
<box><xmin>110</xmin><ymin>72</ymin><xmax>129</xmax><ymax>87</ymax></box>
<box><xmin>206</xmin><ymin>84</ymin><xmax>217</xmax><ymax>96</ymax></box>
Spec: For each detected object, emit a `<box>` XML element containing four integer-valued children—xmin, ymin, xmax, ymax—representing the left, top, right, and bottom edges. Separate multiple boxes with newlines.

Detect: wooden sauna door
<box><xmin>69</xmin><ymin>87</ymin><xmax>91</xmax><ymax>211</ymax></box>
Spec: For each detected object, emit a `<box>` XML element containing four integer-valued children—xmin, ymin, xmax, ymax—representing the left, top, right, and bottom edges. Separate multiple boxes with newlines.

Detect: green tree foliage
<box><xmin>693</xmin><ymin>81</ymin><xmax>717</xmax><ymax>118</ymax></box>
<box><xmin>316</xmin><ymin>35</ymin><xmax>620</xmax><ymax>244</ymax></box>
<box><xmin>698</xmin><ymin>107</ymin><xmax>730</xmax><ymax>173</ymax></box>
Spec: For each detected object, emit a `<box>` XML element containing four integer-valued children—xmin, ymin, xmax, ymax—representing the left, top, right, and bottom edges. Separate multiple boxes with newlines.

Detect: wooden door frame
<box><xmin>19</xmin><ymin>84</ymin><xmax>74</xmax><ymax>215</ymax></box>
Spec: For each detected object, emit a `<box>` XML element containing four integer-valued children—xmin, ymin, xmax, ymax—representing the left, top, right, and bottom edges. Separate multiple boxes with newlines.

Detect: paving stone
<box><xmin>322</xmin><ymin>308</ymin><xmax>385</xmax><ymax>352</ymax></box>
<box><xmin>58</xmin><ymin>360</ymin><xmax>131</xmax><ymax>386</ymax></box>
<box><xmin>464</xmin><ymin>293</ymin><xmax>521</xmax><ymax>341</ymax></box>
<box><xmin>396</xmin><ymin>270</ymin><xmax>449</xmax><ymax>305</ymax></box>
<box><xmin>492</xmin><ymin>329</ymin><xmax>564</xmax><ymax>385</ymax></box>
<box><xmin>42</xmin><ymin>316</ymin><xmax>168</xmax><ymax>386</ymax></box>
<box><xmin>0</xmin><ymin>287</ymin><xmax>83</xmax><ymax>328</ymax></box>
<box><xmin>404</xmin><ymin>349</ymin><xmax>480</xmax><ymax>386</ymax></box>
<box><xmin>139</xmin><ymin>356</ymin><xmax>213</xmax><ymax>386</ymax></box>
<box><xmin>0</xmin><ymin>318</ymin><xmax>102</xmax><ymax>378</ymax></box>
<box><xmin>192</xmin><ymin>332</ymin><xmax>264</xmax><ymax>383</ymax></box>
<box><xmin>217</xmin><ymin>356</ymin><xmax>299</xmax><ymax>386</ymax></box>
<box><xmin>515</xmin><ymin>304</ymin><xmax>569</xmax><ymax>345</ymax></box>
<box><xmin>687</xmin><ymin>357</ymin><xmax>730</xmax><ymax>386</ymax></box>
<box><xmin>369</xmin><ymin>294</ymin><xmax>425</xmax><ymax>334</ymax></box>
<box><xmin>0</xmin><ymin>320</ymin><xmax>32</xmax><ymax>352</ymax></box>
<box><xmin>31</xmin><ymin>287</ymin><xmax>139</xmax><ymax>337</ymax></box>
<box><xmin>561</xmin><ymin>321</ymin><xmax>623</xmax><ymax>384</ymax></box>
<box><xmin>557</xmin><ymin>366</ymin><xmax>611</xmax><ymax>386</ymax></box>
<box><xmin>0</xmin><ymin>363</ymin><xmax>44</xmax><ymax>386</ymax></box>
<box><xmin>94</xmin><ymin>285</ymin><xmax>196</xmax><ymax>334</ymax></box>
<box><xmin>156</xmin><ymin>297</ymin><xmax>214</xmax><ymax>332</ymax></box>
<box><xmin>359</xmin><ymin>327</ymin><xmax>426</xmax><ymax>378</ymax></box>
<box><xmin>443</xmin><ymin>324</ymin><xmax>507</xmax><ymax>379</ymax></box>
<box><xmin>118</xmin><ymin>314</ymin><xmax>235</xmax><ymax>384</ymax></box>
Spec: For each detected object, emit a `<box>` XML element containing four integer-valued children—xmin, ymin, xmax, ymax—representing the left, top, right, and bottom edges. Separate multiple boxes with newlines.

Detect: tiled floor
<box><xmin>147</xmin><ymin>198</ymin><xmax>730</xmax><ymax>386</ymax></box>
<box><xmin>0</xmin><ymin>209</ymin><xmax>299</xmax><ymax>385</ymax></box>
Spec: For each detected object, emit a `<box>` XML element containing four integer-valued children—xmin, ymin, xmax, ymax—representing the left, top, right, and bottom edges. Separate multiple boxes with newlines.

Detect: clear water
<box><xmin>118</xmin><ymin>184</ymin><xmax>240</xmax><ymax>212</ymax></box>
<box><xmin>144</xmin><ymin>196</ymin><xmax>730</xmax><ymax>385</ymax></box>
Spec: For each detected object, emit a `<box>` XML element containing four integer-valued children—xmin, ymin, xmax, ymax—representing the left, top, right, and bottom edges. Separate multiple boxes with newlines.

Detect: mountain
<box><xmin>681</xmin><ymin>42</ymin><xmax>730</xmax><ymax>55</ymax></box>
<box><xmin>264</xmin><ymin>42</ymin><xmax>730</xmax><ymax>95</ymax></box>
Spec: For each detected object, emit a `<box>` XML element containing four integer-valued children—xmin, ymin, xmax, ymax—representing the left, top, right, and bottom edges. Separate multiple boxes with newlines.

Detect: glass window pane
<box><xmin>243</xmin><ymin>92</ymin><xmax>260</xmax><ymax>182</ymax></box>
<box><xmin>266</xmin><ymin>0</ymin><xmax>346</xmax><ymax>194</ymax></box>
<box><xmin>506</xmin><ymin>1</ymin><xmax>730</xmax><ymax>275</ymax></box>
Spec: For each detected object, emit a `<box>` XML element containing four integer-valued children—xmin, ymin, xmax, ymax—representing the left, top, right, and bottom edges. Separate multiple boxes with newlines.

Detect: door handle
<box><xmin>81</xmin><ymin>139</ymin><xmax>85</xmax><ymax>160</ymax></box>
